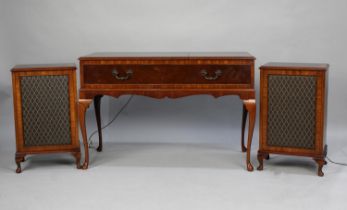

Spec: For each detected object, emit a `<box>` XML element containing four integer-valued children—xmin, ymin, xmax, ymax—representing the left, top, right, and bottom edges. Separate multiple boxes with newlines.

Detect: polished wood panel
<box><xmin>83</xmin><ymin>64</ymin><xmax>251</xmax><ymax>85</ymax></box>
<box><xmin>257</xmin><ymin>63</ymin><xmax>329</xmax><ymax>176</ymax></box>
<box><xmin>79</xmin><ymin>52</ymin><xmax>256</xmax><ymax>171</ymax></box>
<box><xmin>11</xmin><ymin>64</ymin><xmax>81</xmax><ymax>173</ymax></box>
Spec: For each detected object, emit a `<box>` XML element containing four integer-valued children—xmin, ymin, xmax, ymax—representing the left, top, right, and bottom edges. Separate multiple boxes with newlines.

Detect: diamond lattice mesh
<box><xmin>267</xmin><ymin>75</ymin><xmax>316</xmax><ymax>149</ymax></box>
<box><xmin>20</xmin><ymin>75</ymin><xmax>72</xmax><ymax>146</ymax></box>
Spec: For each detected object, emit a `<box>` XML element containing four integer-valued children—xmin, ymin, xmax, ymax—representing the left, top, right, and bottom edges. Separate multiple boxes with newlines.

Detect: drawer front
<box><xmin>83</xmin><ymin>65</ymin><xmax>251</xmax><ymax>85</ymax></box>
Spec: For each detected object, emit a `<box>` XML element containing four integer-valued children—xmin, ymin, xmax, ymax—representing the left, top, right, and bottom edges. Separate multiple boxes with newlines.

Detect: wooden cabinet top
<box><xmin>79</xmin><ymin>52</ymin><xmax>255</xmax><ymax>61</ymax></box>
<box><xmin>260</xmin><ymin>62</ymin><xmax>329</xmax><ymax>71</ymax></box>
<box><xmin>11</xmin><ymin>63</ymin><xmax>76</xmax><ymax>72</ymax></box>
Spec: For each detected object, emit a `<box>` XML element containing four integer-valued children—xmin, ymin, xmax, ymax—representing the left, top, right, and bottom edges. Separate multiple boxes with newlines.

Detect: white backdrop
<box><xmin>1</xmin><ymin>0</ymin><xmax>346</xmax><ymax>149</ymax></box>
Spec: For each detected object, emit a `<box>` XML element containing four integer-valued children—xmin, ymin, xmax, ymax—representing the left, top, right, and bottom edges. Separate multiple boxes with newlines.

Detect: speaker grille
<box><xmin>20</xmin><ymin>75</ymin><xmax>72</xmax><ymax>146</ymax></box>
<box><xmin>267</xmin><ymin>75</ymin><xmax>316</xmax><ymax>149</ymax></box>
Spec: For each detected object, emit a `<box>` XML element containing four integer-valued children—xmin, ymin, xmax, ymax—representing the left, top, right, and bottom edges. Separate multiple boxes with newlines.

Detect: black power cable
<box><xmin>88</xmin><ymin>95</ymin><xmax>134</xmax><ymax>148</ymax></box>
<box><xmin>326</xmin><ymin>156</ymin><xmax>347</xmax><ymax>166</ymax></box>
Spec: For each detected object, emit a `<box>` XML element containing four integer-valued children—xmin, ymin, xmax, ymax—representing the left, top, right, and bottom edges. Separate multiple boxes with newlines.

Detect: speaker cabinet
<box><xmin>11</xmin><ymin>64</ymin><xmax>81</xmax><ymax>173</ymax></box>
<box><xmin>258</xmin><ymin>63</ymin><xmax>329</xmax><ymax>176</ymax></box>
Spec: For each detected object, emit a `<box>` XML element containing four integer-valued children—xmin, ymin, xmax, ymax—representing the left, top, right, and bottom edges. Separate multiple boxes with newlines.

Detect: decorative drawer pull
<box><xmin>112</xmin><ymin>69</ymin><xmax>133</xmax><ymax>80</ymax></box>
<box><xmin>200</xmin><ymin>69</ymin><xmax>222</xmax><ymax>80</ymax></box>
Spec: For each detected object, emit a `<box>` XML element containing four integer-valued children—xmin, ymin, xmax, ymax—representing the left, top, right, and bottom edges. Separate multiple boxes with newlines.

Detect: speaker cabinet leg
<box><xmin>323</xmin><ymin>145</ymin><xmax>328</xmax><ymax>165</ymax></box>
<box><xmin>94</xmin><ymin>95</ymin><xmax>104</xmax><ymax>152</ymax></box>
<box><xmin>257</xmin><ymin>152</ymin><xmax>264</xmax><ymax>171</ymax></box>
<box><xmin>243</xmin><ymin>99</ymin><xmax>256</xmax><ymax>172</ymax></box>
<box><xmin>79</xmin><ymin>99</ymin><xmax>93</xmax><ymax>170</ymax></box>
<box><xmin>73</xmin><ymin>152</ymin><xmax>81</xmax><ymax>169</ymax></box>
<box><xmin>314</xmin><ymin>158</ymin><xmax>325</xmax><ymax>177</ymax></box>
<box><xmin>240</xmin><ymin>104</ymin><xmax>248</xmax><ymax>152</ymax></box>
<box><xmin>265</xmin><ymin>154</ymin><xmax>270</xmax><ymax>160</ymax></box>
<box><xmin>15</xmin><ymin>153</ymin><xmax>25</xmax><ymax>173</ymax></box>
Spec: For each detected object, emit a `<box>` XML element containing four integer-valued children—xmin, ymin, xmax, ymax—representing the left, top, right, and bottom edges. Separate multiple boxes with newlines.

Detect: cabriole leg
<box><xmin>15</xmin><ymin>153</ymin><xmax>25</xmax><ymax>173</ymax></box>
<box><xmin>94</xmin><ymin>95</ymin><xmax>104</xmax><ymax>152</ymax></box>
<box><xmin>72</xmin><ymin>152</ymin><xmax>81</xmax><ymax>169</ymax></box>
<box><xmin>257</xmin><ymin>152</ymin><xmax>264</xmax><ymax>171</ymax></box>
<box><xmin>78</xmin><ymin>99</ymin><xmax>93</xmax><ymax>170</ymax></box>
<box><xmin>314</xmin><ymin>158</ymin><xmax>326</xmax><ymax>177</ymax></box>
<box><xmin>243</xmin><ymin>99</ymin><xmax>256</xmax><ymax>172</ymax></box>
<box><xmin>241</xmin><ymin>105</ymin><xmax>248</xmax><ymax>152</ymax></box>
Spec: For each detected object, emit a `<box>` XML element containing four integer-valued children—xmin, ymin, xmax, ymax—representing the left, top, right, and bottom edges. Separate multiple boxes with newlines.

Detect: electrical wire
<box><xmin>88</xmin><ymin>95</ymin><xmax>134</xmax><ymax>148</ymax></box>
<box><xmin>326</xmin><ymin>156</ymin><xmax>347</xmax><ymax>166</ymax></box>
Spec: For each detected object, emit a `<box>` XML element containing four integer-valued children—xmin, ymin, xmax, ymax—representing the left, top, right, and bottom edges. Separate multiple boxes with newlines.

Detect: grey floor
<box><xmin>1</xmin><ymin>96</ymin><xmax>347</xmax><ymax>210</ymax></box>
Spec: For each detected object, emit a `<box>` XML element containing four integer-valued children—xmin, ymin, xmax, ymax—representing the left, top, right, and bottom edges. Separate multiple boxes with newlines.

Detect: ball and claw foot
<box><xmin>314</xmin><ymin>158</ymin><xmax>325</xmax><ymax>177</ymax></box>
<box><xmin>16</xmin><ymin>165</ymin><xmax>22</xmax><ymax>173</ymax></box>
<box><xmin>72</xmin><ymin>152</ymin><xmax>82</xmax><ymax>169</ymax></box>
<box><xmin>257</xmin><ymin>164</ymin><xmax>264</xmax><ymax>171</ymax></box>
<box><xmin>76</xmin><ymin>158</ymin><xmax>82</xmax><ymax>169</ymax></box>
<box><xmin>247</xmin><ymin>162</ymin><xmax>254</xmax><ymax>172</ymax></box>
<box><xmin>82</xmin><ymin>162</ymin><xmax>89</xmax><ymax>170</ymax></box>
<box><xmin>317</xmin><ymin>161</ymin><xmax>325</xmax><ymax>177</ymax></box>
<box><xmin>15</xmin><ymin>155</ymin><xmax>24</xmax><ymax>173</ymax></box>
<box><xmin>96</xmin><ymin>146</ymin><xmax>102</xmax><ymax>152</ymax></box>
<box><xmin>257</xmin><ymin>153</ymin><xmax>265</xmax><ymax>171</ymax></box>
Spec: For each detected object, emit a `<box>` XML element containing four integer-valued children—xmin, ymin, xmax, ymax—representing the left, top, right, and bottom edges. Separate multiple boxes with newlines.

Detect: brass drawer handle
<box><xmin>201</xmin><ymin>69</ymin><xmax>222</xmax><ymax>80</ymax></box>
<box><xmin>112</xmin><ymin>69</ymin><xmax>133</xmax><ymax>80</ymax></box>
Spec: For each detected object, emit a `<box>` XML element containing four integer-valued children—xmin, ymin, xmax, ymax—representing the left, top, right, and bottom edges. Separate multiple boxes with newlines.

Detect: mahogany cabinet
<box><xmin>11</xmin><ymin>64</ymin><xmax>81</xmax><ymax>173</ymax></box>
<box><xmin>257</xmin><ymin>62</ymin><xmax>329</xmax><ymax>176</ymax></box>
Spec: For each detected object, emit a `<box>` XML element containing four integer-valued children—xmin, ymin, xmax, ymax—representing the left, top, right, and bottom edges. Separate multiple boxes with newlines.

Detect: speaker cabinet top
<box><xmin>260</xmin><ymin>62</ymin><xmax>329</xmax><ymax>71</ymax></box>
<box><xmin>11</xmin><ymin>63</ymin><xmax>76</xmax><ymax>72</ymax></box>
